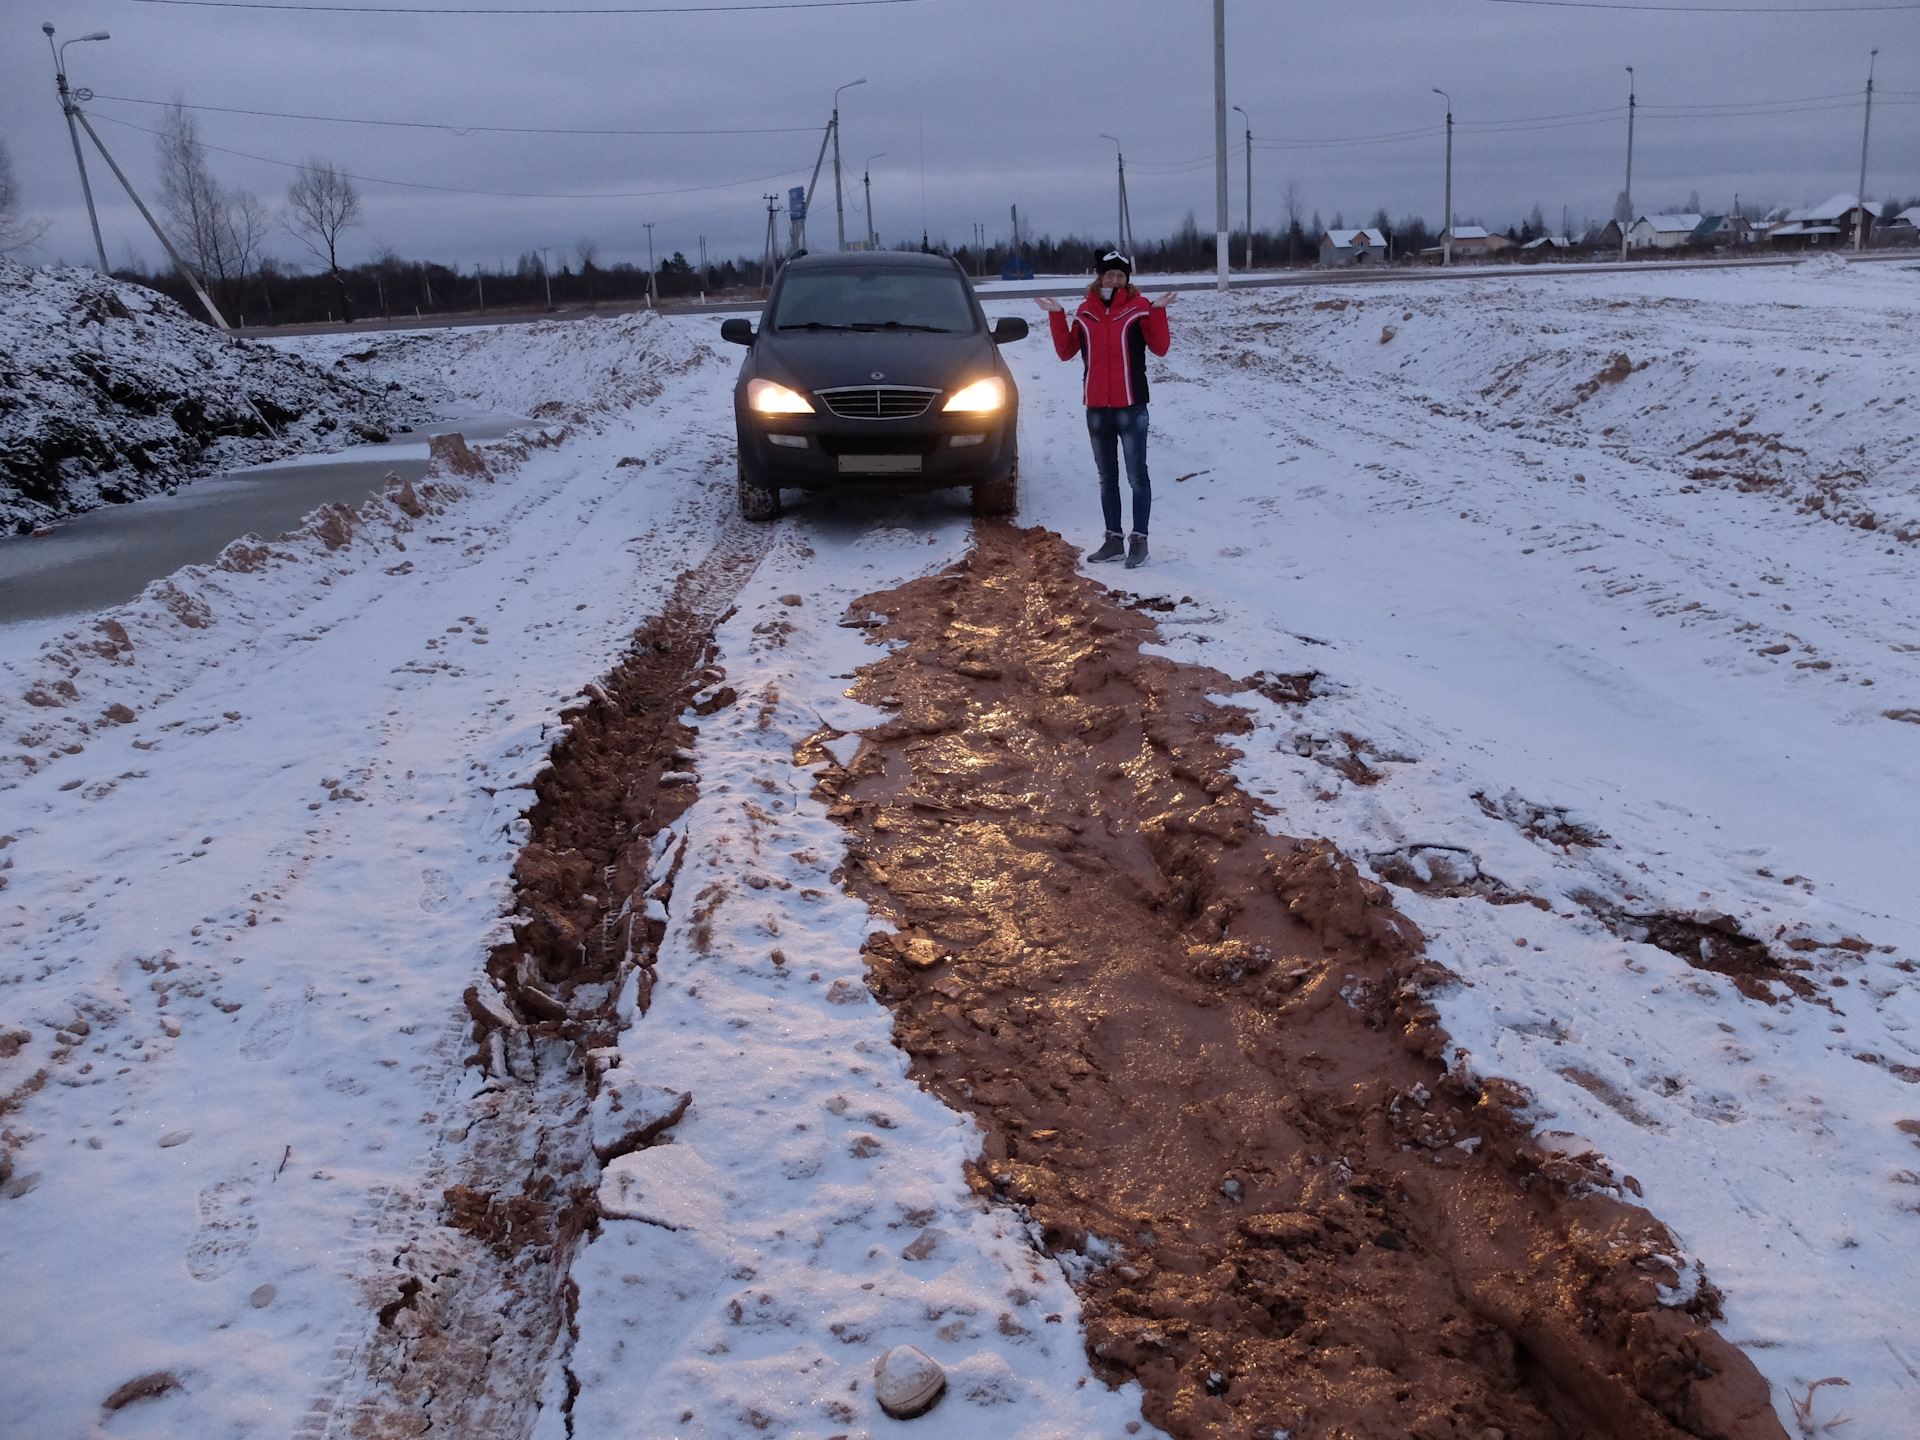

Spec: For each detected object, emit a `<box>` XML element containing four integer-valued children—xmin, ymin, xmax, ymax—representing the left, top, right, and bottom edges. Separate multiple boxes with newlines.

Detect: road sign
<box><xmin>789</xmin><ymin>186</ymin><xmax>807</xmax><ymax>221</ymax></box>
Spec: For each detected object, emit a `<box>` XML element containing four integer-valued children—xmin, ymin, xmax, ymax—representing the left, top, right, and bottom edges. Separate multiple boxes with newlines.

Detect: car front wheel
<box><xmin>738</xmin><ymin>458</ymin><xmax>782</xmax><ymax>522</ymax></box>
<box><xmin>970</xmin><ymin>454</ymin><xmax>1018</xmax><ymax>517</ymax></box>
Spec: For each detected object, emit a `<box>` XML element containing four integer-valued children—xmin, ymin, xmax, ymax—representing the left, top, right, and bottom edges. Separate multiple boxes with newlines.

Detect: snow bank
<box><xmin>1243</xmin><ymin>256</ymin><xmax>1920</xmax><ymax>540</ymax></box>
<box><xmin>1002</xmin><ymin>266</ymin><xmax>1920</xmax><ymax>1434</ymax></box>
<box><xmin>273</xmin><ymin>309</ymin><xmax>711</xmax><ymax>424</ymax></box>
<box><xmin>0</xmin><ymin>260</ymin><xmax>427</xmax><ymax>532</ymax></box>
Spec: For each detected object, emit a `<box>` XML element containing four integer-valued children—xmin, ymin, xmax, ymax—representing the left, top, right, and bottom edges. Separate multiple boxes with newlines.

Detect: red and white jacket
<box><xmin>1048</xmin><ymin>285</ymin><xmax>1171</xmax><ymax>408</ymax></box>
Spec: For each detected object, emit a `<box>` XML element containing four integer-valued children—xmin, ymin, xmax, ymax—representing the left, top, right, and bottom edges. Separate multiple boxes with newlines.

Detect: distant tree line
<box><xmin>42</xmin><ymin>110</ymin><xmax>1918</xmax><ymax>328</ymax></box>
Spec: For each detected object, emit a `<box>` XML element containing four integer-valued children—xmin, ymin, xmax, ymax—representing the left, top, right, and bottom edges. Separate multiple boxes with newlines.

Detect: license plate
<box><xmin>837</xmin><ymin>454</ymin><xmax>922</xmax><ymax>475</ymax></box>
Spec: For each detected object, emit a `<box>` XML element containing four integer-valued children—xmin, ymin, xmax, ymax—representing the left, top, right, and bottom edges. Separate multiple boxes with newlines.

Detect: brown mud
<box><xmin>337</xmin><ymin>521</ymin><xmax>767</xmax><ymax>1439</ymax></box>
<box><xmin>814</xmin><ymin>524</ymin><xmax>1786</xmax><ymax>1440</ymax></box>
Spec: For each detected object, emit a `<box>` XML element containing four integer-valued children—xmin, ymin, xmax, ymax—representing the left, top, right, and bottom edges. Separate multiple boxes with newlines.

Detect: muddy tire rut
<box><xmin>327</xmin><ymin>520</ymin><xmax>768</xmax><ymax>1439</ymax></box>
<box><xmin>813</xmin><ymin>524</ymin><xmax>1786</xmax><ymax>1440</ymax></box>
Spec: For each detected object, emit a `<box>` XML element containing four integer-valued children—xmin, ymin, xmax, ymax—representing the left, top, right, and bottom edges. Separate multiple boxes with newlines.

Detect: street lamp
<box><xmin>1433</xmin><ymin>88</ymin><xmax>1452</xmax><ymax>267</ymax></box>
<box><xmin>1098</xmin><ymin>135</ymin><xmax>1134</xmax><ymax>259</ymax></box>
<box><xmin>832</xmin><ymin>77</ymin><xmax>866</xmax><ymax>252</ymax></box>
<box><xmin>862</xmin><ymin>153</ymin><xmax>885</xmax><ymax>250</ymax></box>
<box><xmin>42</xmin><ymin>24</ymin><xmax>112</xmax><ymax>272</ymax></box>
<box><xmin>1856</xmin><ymin>48</ymin><xmax>1879</xmax><ymax>253</ymax></box>
<box><xmin>1622</xmin><ymin>67</ymin><xmax>1635</xmax><ymax>262</ymax></box>
<box><xmin>1232</xmin><ymin>104</ymin><xmax>1252</xmax><ymax>270</ymax></box>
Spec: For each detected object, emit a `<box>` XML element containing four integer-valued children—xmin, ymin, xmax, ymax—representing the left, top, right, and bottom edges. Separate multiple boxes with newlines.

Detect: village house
<box><xmin>1441</xmin><ymin>225</ymin><xmax>1507</xmax><ymax>260</ymax></box>
<box><xmin>1765</xmin><ymin>194</ymin><xmax>1873</xmax><ymax>248</ymax></box>
<box><xmin>1629</xmin><ymin>214</ymin><xmax>1704</xmax><ymax>250</ymax></box>
<box><xmin>1319</xmin><ymin>227</ymin><xmax>1388</xmax><ymax>266</ymax></box>
<box><xmin>1689</xmin><ymin>214</ymin><xmax>1754</xmax><ymax>246</ymax></box>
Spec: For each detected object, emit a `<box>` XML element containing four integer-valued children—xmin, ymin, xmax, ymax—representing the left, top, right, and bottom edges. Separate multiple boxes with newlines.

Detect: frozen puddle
<box><xmin>0</xmin><ymin>413</ymin><xmax>528</xmax><ymax>626</ymax></box>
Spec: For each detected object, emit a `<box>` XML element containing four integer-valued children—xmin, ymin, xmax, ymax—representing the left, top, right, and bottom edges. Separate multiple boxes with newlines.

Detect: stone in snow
<box><xmin>873</xmin><ymin>1344</ymin><xmax>947</xmax><ymax>1419</ymax></box>
<box><xmin>250</xmin><ymin>1283</ymin><xmax>276</xmax><ymax>1308</ymax></box>
<box><xmin>590</xmin><ymin>1075</ymin><xmax>691</xmax><ymax>1160</ymax></box>
<box><xmin>158</xmin><ymin>1129</ymin><xmax>193</xmax><ymax>1148</ymax></box>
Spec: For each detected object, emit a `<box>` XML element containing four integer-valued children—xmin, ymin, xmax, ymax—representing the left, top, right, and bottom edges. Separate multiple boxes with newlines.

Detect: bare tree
<box><xmin>156</xmin><ymin>103</ymin><xmax>269</xmax><ymax>314</ymax></box>
<box><xmin>0</xmin><ymin>138</ymin><xmax>49</xmax><ymax>259</ymax></box>
<box><xmin>1282</xmin><ymin>179</ymin><xmax>1304</xmax><ymax>265</ymax></box>
<box><xmin>286</xmin><ymin>158</ymin><xmax>362</xmax><ymax>321</ymax></box>
<box><xmin>575</xmin><ymin>238</ymin><xmax>599</xmax><ymax>301</ymax></box>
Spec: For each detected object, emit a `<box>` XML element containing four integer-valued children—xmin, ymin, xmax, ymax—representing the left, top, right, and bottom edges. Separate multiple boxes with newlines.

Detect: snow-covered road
<box><xmin>3</xmin><ymin>259</ymin><xmax>1917</xmax><ymax>1439</ymax></box>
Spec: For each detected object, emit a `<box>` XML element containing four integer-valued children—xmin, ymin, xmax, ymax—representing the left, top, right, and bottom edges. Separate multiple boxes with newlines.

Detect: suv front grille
<box><xmin>815</xmin><ymin>386</ymin><xmax>940</xmax><ymax>420</ymax></box>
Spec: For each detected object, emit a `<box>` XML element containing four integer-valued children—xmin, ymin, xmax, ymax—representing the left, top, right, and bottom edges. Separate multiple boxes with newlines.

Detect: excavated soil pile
<box><xmin>814</xmin><ymin>524</ymin><xmax>1786</xmax><ymax>1440</ymax></box>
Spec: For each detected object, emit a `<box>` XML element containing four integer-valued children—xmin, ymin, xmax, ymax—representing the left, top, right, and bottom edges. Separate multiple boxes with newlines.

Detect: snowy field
<box><xmin>2</xmin><ymin>257</ymin><xmax>1918</xmax><ymax>1438</ymax></box>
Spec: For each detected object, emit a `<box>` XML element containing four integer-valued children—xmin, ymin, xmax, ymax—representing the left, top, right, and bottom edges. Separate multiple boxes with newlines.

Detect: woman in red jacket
<box><xmin>1038</xmin><ymin>251</ymin><xmax>1177</xmax><ymax>568</ymax></box>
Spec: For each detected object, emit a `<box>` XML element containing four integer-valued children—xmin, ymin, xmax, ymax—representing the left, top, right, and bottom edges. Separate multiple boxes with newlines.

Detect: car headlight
<box><xmin>748</xmin><ymin>378</ymin><xmax>814</xmax><ymax>414</ymax></box>
<box><xmin>943</xmin><ymin>377</ymin><xmax>1006</xmax><ymax>413</ymax></box>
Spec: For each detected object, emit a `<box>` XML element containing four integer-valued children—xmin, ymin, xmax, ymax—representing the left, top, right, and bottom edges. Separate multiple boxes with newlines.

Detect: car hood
<box><xmin>751</xmin><ymin>328</ymin><xmax>998</xmax><ymax>396</ymax></box>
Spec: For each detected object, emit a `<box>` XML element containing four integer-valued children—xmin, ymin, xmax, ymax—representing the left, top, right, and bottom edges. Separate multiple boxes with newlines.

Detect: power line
<box><xmin>120</xmin><ymin>0</ymin><xmax>933</xmax><ymax>12</ymax></box>
<box><xmin>92</xmin><ymin>94</ymin><xmax>817</xmax><ymax>136</ymax></box>
<box><xmin>89</xmin><ymin>112</ymin><xmax>816</xmax><ymax>199</ymax></box>
<box><xmin>1484</xmin><ymin>0</ymin><xmax>1919</xmax><ymax>11</ymax></box>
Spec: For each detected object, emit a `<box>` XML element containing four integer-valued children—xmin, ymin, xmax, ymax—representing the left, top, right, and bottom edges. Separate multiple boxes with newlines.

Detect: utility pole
<box><xmin>1856</xmin><ymin>48</ymin><xmax>1879</xmax><ymax>252</ymax></box>
<box><xmin>477</xmin><ymin>266</ymin><xmax>485</xmax><ymax>311</ymax></box>
<box><xmin>1622</xmin><ymin>67</ymin><xmax>1635</xmax><ymax>262</ymax></box>
<box><xmin>863</xmin><ymin>153</ymin><xmax>885</xmax><ymax>250</ymax></box>
<box><xmin>1233</xmin><ymin>104</ymin><xmax>1252</xmax><ymax>270</ymax></box>
<box><xmin>644</xmin><ymin>222</ymin><xmax>657</xmax><ymax>305</ymax></box>
<box><xmin>762</xmin><ymin>194</ymin><xmax>781</xmax><ymax>288</ymax></box>
<box><xmin>1212</xmin><ymin>0</ymin><xmax>1230</xmax><ymax>291</ymax></box>
<box><xmin>1434</xmin><ymin>89</ymin><xmax>1453</xmax><ymax>266</ymax></box>
<box><xmin>832</xmin><ymin>78</ymin><xmax>865</xmax><ymax>252</ymax></box>
<box><xmin>42</xmin><ymin>25</ymin><xmax>111</xmax><ymax>273</ymax></box>
<box><xmin>798</xmin><ymin>111</ymin><xmax>836</xmax><ymax>254</ymax></box>
<box><xmin>1099</xmin><ymin>135</ymin><xmax>1135</xmax><ymax>259</ymax></box>
<box><xmin>540</xmin><ymin>247</ymin><xmax>553</xmax><ymax>308</ymax></box>
<box><xmin>65</xmin><ymin>89</ymin><xmax>230</xmax><ymax>328</ymax></box>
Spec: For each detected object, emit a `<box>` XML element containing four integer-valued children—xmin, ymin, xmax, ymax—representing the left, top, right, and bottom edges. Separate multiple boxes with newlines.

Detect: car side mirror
<box><xmin>991</xmin><ymin>316</ymin><xmax>1029</xmax><ymax>345</ymax></box>
<box><xmin>720</xmin><ymin>318</ymin><xmax>756</xmax><ymax>346</ymax></box>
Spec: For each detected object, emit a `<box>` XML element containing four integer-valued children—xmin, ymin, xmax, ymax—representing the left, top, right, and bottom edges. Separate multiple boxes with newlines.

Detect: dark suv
<box><xmin>722</xmin><ymin>251</ymin><xmax>1027</xmax><ymax>521</ymax></box>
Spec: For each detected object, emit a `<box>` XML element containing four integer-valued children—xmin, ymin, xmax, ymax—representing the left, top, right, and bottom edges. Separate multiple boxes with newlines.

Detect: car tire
<box><xmin>970</xmin><ymin>455</ymin><xmax>1018</xmax><ymax>517</ymax></box>
<box><xmin>738</xmin><ymin>460</ymin><xmax>782</xmax><ymax>522</ymax></box>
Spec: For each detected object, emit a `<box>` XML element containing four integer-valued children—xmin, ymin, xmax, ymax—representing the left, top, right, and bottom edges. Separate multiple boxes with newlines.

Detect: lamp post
<box><xmin>862</xmin><ymin>153</ymin><xmax>885</xmax><ymax>250</ymax></box>
<box><xmin>1433</xmin><ymin>88</ymin><xmax>1452</xmax><ymax>266</ymax></box>
<box><xmin>643</xmin><ymin>222</ymin><xmax>656</xmax><ymax>305</ymax></box>
<box><xmin>1622</xmin><ymin>67</ymin><xmax>1635</xmax><ymax>262</ymax></box>
<box><xmin>42</xmin><ymin>24</ymin><xmax>111</xmax><ymax>273</ymax></box>
<box><xmin>832</xmin><ymin>77</ymin><xmax>866</xmax><ymax>252</ymax></box>
<box><xmin>1232</xmin><ymin>105</ymin><xmax>1252</xmax><ymax>271</ymax></box>
<box><xmin>1856</xmin><ymin>48</ymin><xmax>1879</xmax><ymax>253</ymax></box>
<box><xmin>1099</xmin><ymin>134</ymin><xmax>1134</xmax><ymax>259</ymax></box>
<box><xmin>1212</xmin><ymin>0</ymin><xmax>1230</xmax><ymax>291</ymax></box>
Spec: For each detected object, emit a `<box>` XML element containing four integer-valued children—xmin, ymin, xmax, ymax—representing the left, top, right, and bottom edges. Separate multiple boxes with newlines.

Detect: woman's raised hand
<box><xmin>1035</xmin><ymin>296</ymin><xmax>1065</xmax><ymax>313</ymax></box>
<box><xmin>1152</xmin><ymin>291</ymin><xmax>1179</xmax><ymax>308</ymax></box>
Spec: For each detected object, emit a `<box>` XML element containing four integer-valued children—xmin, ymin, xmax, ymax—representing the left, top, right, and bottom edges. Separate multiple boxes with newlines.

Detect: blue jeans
<box><xmin>1086</xmin><ymin>404</ymin><xmax>1150</xmax><ymax>535</ymax></box>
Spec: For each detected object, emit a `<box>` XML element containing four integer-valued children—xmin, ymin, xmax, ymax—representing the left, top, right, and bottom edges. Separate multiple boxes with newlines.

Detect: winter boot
<box><xmin>1086</xmin><ymin>532</ymin><xmax>1126</xmax><ymax>564</ymax></box>
<box><xmin>1124</xmin><ymin>532</ymin><xmax>1149</xmax><ymax>569</ymax></box>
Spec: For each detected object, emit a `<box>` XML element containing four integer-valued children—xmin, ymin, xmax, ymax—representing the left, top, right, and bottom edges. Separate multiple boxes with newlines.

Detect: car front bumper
<box><xmin>736</xmin><ymin>406</ymin><xmax>1018</xmax><ymax>491</ymax></box>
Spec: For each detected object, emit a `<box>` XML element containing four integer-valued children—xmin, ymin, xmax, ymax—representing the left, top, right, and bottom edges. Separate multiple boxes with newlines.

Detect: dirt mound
<box><xmin>0</xmin><ymin>259</ymin><xmax>425</xmax><ymax>530</ymax></box>
<box><xmin>817</xmin><ymin>524</ymin><xmax>1786</xmax><ymax>1440</ymax></box>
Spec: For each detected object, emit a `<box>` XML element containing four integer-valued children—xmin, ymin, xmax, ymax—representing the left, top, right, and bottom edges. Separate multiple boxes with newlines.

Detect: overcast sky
<box><xmin>4</xmin><ymin>0</ymin><xmax>1915</xmax><ymax>275</ymax></box>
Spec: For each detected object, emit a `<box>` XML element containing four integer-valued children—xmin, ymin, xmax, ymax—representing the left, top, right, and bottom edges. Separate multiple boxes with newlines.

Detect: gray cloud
<box><xmin>5</xmin><ymin>0</ymin><xmax>1912</xmax><ymax>273</ymax></box>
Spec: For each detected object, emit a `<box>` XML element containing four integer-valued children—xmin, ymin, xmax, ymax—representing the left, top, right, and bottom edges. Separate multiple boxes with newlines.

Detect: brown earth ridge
<box><xmin>811</xmin><ymin>524</ymin><xmax>1787</xmax><ymax>1440</ymax></box>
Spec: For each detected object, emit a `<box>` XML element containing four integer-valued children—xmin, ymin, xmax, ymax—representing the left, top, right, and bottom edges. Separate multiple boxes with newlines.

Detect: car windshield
<box><xmin>773</xmin><ymin>269</ymin><xmax>975</xmax><ymax>333</ymax></box>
